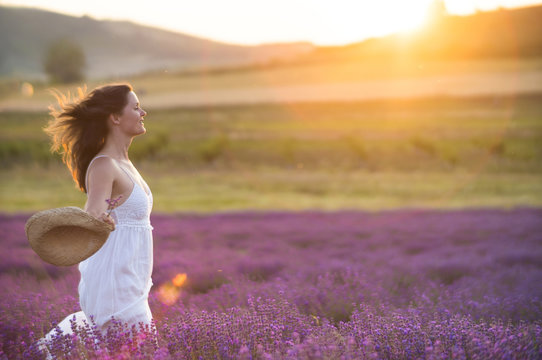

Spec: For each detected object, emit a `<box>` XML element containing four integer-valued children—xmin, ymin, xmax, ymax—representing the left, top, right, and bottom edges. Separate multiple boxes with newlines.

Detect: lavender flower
<box><xmin>2</xmin><ymin>208</ymin><xmax>542</xmax><ymax>358</ymax></box>
<box><xmin>105</xmin><ymin>195</ymin><xmax>123</xmax><ymax>216</ymax></box>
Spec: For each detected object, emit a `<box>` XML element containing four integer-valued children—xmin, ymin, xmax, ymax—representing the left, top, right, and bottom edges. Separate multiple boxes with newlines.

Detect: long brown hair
<box><xmin>44</xmin><ymin>83</ymin><xmax>133</xmax><ymax>193</ymax></box>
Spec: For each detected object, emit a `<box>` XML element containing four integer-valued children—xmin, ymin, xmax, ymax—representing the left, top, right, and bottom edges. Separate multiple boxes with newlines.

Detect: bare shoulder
<box><xmin>88</xmin><ymin>155</ymin><xmax>116</xmax><ymax>174</ymax></box>
<box><xmin>86</xmin><ymin>156</ymin><xmax>120</xmax><ymax>185</ymax></box>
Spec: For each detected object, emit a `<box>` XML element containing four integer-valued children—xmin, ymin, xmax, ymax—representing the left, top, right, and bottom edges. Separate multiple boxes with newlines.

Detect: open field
<box><xmin>1</xmin><ymin>93</ymin><xmax>541</xmax><ymax>212</ymax></box>
<box><xmin>2</xmin><ymin>208</ymin><xmax>541</xmax><ymax>358</ymax></box>
<box><xmin>1</xmin><ymin>62</ymin><xmax>541</xmax><ymax>358</ymax></box>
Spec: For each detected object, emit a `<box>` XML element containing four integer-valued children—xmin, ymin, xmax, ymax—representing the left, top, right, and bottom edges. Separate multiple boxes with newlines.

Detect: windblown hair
<box><xmin>44</xmin><ymin>83</ymin><xmax>133</xmax><ymax>193</ymax></box>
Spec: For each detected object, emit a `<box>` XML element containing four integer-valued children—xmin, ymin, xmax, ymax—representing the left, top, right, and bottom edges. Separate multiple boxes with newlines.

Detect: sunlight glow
<box><xmin>1</xmin><ymin>0</ymin><xmax>541</xmax><ymax>45</ymax></box>
<box><xmin>298</xmin><ymin>1</ymin><xmax>435</xmax><ymax>45</ymax></box>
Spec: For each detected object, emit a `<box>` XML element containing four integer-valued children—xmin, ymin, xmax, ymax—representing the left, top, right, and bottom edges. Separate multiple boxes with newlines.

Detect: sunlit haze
<box><xmin>1</xmin><ymin>0</ymin><xmax>542</xmax><ymax>45</ymax></box>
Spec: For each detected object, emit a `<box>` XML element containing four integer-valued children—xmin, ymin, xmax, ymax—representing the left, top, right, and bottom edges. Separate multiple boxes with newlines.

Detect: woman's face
<box><xmin>117</xmin><ymin>91</ymin><xmax>147</xmax><ymax>136</ymax></box>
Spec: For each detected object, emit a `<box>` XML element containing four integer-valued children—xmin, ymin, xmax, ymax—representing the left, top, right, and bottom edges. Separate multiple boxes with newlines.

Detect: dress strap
<box><xmin>115</xmin><ymin>162</ymin><xmax>136</xmax><ymax>185</ymax></box>
<box><xmin>85</xmin><ymin>154</ymin><xmax>111</xmax><ymax>192</ymax></box>
<box><xmin>85</xmin><ymin>155</ymin><xmax>141</xmax><ymax>195</ymax></box>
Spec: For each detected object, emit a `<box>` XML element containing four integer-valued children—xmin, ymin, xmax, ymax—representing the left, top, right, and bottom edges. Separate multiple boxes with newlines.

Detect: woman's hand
<box><xmin>97</xmin><ymin>212</ymin><xmax>116</xmax><ymax>231</ymax></box>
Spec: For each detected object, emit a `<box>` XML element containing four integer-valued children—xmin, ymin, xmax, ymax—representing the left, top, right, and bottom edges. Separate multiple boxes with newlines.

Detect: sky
<box><xmin>1</xmin><ymin>0</ymin><xmax>542</xmax><ymax>45</ymax></box>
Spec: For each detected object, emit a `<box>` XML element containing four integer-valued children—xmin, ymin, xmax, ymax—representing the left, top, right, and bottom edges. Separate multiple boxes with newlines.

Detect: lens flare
<box><xmin>157</xmin><ymin>273</ymin><xmax>188</xmax><ymax>305</ymax></box>
<box><xmin>157</xmin><ymin>283</ymin><xmax>180</xmax><ymax>306</ymax></box>
<box><xmin>172</xmin><ymin>273</ymin><xmax>187</xmax><ymax>287</ymax></box>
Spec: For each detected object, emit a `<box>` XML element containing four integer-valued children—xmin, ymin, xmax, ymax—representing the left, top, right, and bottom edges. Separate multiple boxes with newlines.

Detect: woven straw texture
<box><xmin>25</xmin><ymin>206</ymin><xmax>114</xmax><ymax>266</ymax></box>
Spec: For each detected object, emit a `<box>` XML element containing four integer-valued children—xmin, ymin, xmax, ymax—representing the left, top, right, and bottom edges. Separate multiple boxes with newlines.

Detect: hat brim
<box><xmin>25</xmin><ymin>206</ymin><xmax>114</xmax><ymax>266</ymax></box>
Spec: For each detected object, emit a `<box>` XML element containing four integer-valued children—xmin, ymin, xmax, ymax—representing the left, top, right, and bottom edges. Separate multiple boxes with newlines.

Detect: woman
<box><xmin>35</xmin><ymin>83</ymin><xmax>156</xmax><ymax>352</ymax></box>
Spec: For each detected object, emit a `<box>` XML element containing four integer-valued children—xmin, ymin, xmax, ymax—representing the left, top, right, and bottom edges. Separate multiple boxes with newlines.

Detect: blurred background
<box><xmin>0</xmin><ymin>0</ymin><xmax>541</xmax><ymax>213</ymax></box>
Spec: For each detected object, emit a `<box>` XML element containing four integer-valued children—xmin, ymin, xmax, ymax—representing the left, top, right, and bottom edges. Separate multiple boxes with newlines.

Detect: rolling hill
<box><xmin>0</xmin><ymin>5</ymin><xmax>315</xmax><ymax>79</ymax></box>
<box><xmin>2</xmin><ymin>3</ymin><xmax>542</xmax><ymax>82</ymax></box>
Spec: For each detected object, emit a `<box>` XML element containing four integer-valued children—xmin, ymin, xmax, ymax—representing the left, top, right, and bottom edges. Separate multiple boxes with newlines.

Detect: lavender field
<box><xmin>1</xmin><ymin>208</ymin><xmax>542</xmax><ymax>359</ymax></box>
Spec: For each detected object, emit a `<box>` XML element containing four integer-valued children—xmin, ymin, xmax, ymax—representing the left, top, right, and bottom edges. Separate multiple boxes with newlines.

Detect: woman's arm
<box><xmin>84</xmin><ymin>156</ymin><xmax>116</xmax><ymax>229</ymax></box>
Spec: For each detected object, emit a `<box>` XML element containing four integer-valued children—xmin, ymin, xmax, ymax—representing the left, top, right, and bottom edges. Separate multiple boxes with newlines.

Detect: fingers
<box><xmin>99</xmin><ymin>212</ymin><xmax>116</xmax><ymax>230</ymax></box>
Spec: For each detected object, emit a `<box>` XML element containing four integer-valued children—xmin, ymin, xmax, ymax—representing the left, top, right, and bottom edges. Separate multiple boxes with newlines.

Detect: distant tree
<box><xmin>43</xmin><ymin>38</ymin><xmax>86</xmax><ymax>83</ymax></box>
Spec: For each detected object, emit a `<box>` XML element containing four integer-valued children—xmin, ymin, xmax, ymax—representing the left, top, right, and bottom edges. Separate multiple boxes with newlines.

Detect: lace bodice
<box><xmin>111</xmin><ymin>178</ymin><xmax>153</xmax><ymax>229</ymax></box>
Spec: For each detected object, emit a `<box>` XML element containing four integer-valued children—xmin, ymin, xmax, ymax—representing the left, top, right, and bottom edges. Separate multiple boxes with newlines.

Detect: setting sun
<box><xmin>306</xmin><ymin>1</ymin><xmax>435</xmax><ymax>44</ymax></box>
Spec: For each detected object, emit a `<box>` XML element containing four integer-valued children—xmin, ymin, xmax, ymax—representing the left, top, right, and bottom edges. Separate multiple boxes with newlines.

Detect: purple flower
<box><xmin>105</xmin><ymin>195</ymin><xmax>123</xmax><ymax>215</ymax></box>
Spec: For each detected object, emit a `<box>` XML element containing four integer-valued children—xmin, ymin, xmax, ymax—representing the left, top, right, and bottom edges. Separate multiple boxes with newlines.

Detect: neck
<box><xmin>101</xmin><ymin>132</ymin><xmax>133</xmax><ymax>161</ymax></box>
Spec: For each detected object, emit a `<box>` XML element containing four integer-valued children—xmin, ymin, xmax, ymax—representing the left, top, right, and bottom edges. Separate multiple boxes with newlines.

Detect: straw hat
<box><xmin>25</xmin><ymin>206</ymin><xmax>114</xmax><ymax>266</ymax></box>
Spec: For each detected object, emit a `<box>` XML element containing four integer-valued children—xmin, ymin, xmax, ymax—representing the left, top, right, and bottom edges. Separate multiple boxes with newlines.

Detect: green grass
<box><xmin>2</xmin><ymin>95</ymin><xmax>541</xmax><ymax>171</ymax></box>
<box><xmin>2</xmin><ymin>163</ymin><xmax>541</xmax><ymax>214</ymax></box>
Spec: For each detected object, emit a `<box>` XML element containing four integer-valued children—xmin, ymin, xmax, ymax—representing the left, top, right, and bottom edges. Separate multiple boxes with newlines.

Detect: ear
<box><xmin>109</xmin><ymin>113</ymin><xmax>120</xmax><ymax>125</ymax></box>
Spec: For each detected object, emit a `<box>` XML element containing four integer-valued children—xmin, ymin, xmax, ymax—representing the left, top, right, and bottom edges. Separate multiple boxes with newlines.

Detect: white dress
<box><xmin>36</xmin><ymin>154</ymin><xmax>155</xmax><ymax>349</ymax></box>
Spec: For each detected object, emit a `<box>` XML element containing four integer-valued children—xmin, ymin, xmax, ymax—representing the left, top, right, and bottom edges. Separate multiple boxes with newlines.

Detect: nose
<box><xmin>141</xmin><ymin>108</ymin><xmax>147</xmax><ymax>116</ymax></box>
